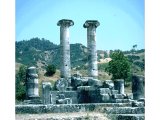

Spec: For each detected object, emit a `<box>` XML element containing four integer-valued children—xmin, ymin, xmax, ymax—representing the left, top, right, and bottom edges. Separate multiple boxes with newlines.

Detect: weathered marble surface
<box><xmin>132</xmin><ymin>75</ymin><xmax>145</xmax><ymax>100</ymax></box>
<box><xmin>57</xmin><ymin>19</ymin><xmax>74</xmax><ymax>79</ymax></box>
<box><xmin>83</xmin><ymin>20</ymin><xmax>100</xmax><ymax>78</ymax></box>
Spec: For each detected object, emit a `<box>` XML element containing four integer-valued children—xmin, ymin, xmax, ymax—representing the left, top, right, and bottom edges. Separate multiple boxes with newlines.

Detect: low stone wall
<box><xmin>102</xmin><ymin>107</ymin><xmax>144</xmax><ymax>114</ymax></box>
<box><xmin>16</xmin><ymin>103</ymin><xmax>132</xmax><ymax>114</ymax></box>
<box><xmin>117</xmin><ymin>114</ymin><xmax>145</xmax><ymax>120</ymax></box>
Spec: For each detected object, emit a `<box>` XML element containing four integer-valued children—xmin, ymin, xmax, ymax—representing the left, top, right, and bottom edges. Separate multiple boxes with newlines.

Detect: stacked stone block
<box><xmin>99</xmin><ymin>88</ymin><xmax>111</xmax><ymax>102</ymax></box>
<box><xmin>26</xmin><ymin>66</ymin><xmax>39</xmax><ymax>99</ymax></box>
<box><xmin>56</xmin><ymin>94</ymin><xmax>72</xmax><ymax>104</ymax></box>
<box><xmin>50</xmin><ymin>91</ymin><xmax>78</xmax><ymax>104</ymax></box>
<box><xmin>114</xmin><ymin>79</ymin><xmax>124</xmax><ymax>94</ymax></box>
<box><xmin>42</xmin><ymin>82</ymin><xmax>52</xmax><ymax>104</ymax></box>
<box><xmin>24</xmin><ymin>66</ymin><xmax>42</xmax><ymax>104</ymax></box>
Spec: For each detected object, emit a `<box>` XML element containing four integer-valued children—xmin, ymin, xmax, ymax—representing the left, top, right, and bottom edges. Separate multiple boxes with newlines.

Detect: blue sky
<box><xmin>16</xmin><ymin>0</ymin><xmax>144</xmax><ymax>50</ymax></box>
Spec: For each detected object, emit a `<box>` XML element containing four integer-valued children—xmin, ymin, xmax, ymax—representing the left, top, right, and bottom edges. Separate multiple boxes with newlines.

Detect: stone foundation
<box><xmin>16</xmin><ymin>103</ymin><xmax>132</xmax><ymax>114</ymax></box>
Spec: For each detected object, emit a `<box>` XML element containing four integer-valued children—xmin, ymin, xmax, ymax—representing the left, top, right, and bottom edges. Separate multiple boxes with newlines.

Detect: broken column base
<box><xmin>56</xmin><ymin>98</ymin><xmax>72</xmax><ymax>104</ymax></box>
<box><xmin>23</xmin><ymin>96</ymin><xmax>42</xmax><ymax>104</ymax></box>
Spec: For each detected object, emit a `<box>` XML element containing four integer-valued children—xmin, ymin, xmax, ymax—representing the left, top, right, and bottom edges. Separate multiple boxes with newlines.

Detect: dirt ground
<box><xmin>16</xmin><ymin>112</ymin><xmax>110</xmax><ymax>120</ymax></box>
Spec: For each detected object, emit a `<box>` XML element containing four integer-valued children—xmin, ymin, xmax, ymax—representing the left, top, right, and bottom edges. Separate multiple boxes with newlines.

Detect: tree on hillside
<box><xmin>16</xmin><ymin>37</ymin><xmax>58</xmax><ymax>52</ymax></box>
<box><xmin>131</xmin><ymin>44</ymin><xmax>137</xmax><ymax>54</ymax></box>
<box><xmin>133</xmin><ymin>44</ymin><xmax>137</xmax><ymax>49</ymax></box>
<box><xmin>16</xmin><ymin>65</ymin><xmax>27</xmax><ymax>101</ymax></box>
<box><xmin>105</xmin><ymin>50</ymin><xmax>131</xmax><ymax>84</ymax></box>
<box><xmin>130</xmin><ymin>44</ymin><xmax>139</xmax><ymax>74</ymax></box>
<box><xmin>45</xmin><ymin>64</ymin><xmax>56</xmax><ymax>76</ymax></box>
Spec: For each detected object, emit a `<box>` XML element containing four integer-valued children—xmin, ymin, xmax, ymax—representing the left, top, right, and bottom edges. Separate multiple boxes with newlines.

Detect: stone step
<box><xmin>113</xmin><ymin>94</ymin><xmax>124</xmax><ymax>99</ymax></box>
<box><xmin>16</xmin><ymin>103</ymin><xmax>132</xmax><ymax>114</ymax></box>
<box><xmin>111</xmin><ymin>99</ymin><xmax>130</xmax><ymax>103</ymax></box>
<box><xmin>102</xmin><ymin>107</ymin><xmax>144</xmax><ymax>114</ymax></box>
<box><xmin>66</xmin><ymin>87</ymin><xmax>73</xmax><ymax>91</ymax></box>
<box><xmin>111</xmin><ymin>90</ymin><xmax>119</xmax><ymax>95</ymax></box>
<box><xmin>99</xmin><ymin>88</ymin><xmax>111</xmax><ymax>95</ymax></box>
<box><xmin>132</xmin><ymin>101</ymin><xmax>145</xmax><ymax>107</ymax></box>
<box><xmin>58</xmin><ymin>94</ymin><xmax>65</xmax><ymax>99</ymax></box>
<box><xmin>77</xmin><ymin>86</ymin><xmax>93</xmax><ymax>91</ymax></box>
<box><xmin>23</xmin><ymin>99</ymin><xmax>42</xmax><ymax>104</ymax></box>
<box><xmin>101</xmin><ymin>94</ymin><xmax>110</xmax><ymax>103</ymax></box>
<box><xmin>108</xmin><ymin>114</ymin><xmax>145</xmax><ymax>120</ymax></box>
<box><xmin>56</xmin><ymin>98</ymin><xmax>72</xmax><ymax>104</ymax></box>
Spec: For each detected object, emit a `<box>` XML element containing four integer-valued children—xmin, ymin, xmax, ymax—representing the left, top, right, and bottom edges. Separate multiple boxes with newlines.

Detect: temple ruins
<box><xmin>16</xmin><ymin>19</ymin><xmax>145</xmax><ymax>120</ymax></box>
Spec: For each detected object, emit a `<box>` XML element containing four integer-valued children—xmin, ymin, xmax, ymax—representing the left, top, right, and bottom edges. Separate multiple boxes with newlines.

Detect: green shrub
<box><xmin>16</xmin><ymin>65</ymin><xmax>27</xmax><ymax>101</ymax></box>
<box><xmin>106</xmin><ymin>50</ymin><xmax>131</xmax><ymax>84</ymax></box>
<box><xmin>98</xmin><ymin>63</ymin><xmax>109</xmax><ymax>71</ymax></box>
<box><xmin>45</xmin><ymin>64</ymin><xmax>56</xmax><ymax>76</ymax></box>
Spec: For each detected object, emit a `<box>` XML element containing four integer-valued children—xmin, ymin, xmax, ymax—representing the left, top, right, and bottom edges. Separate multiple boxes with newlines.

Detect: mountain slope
<box><xmin>16</xmin><ymin>38</ymin><xmax>88</xmax><ymax>69</ymax></box>
<box><xmin>16</xmin><ymin>38</ymin><xmax>144</xmax><ymax>76</ymax></box>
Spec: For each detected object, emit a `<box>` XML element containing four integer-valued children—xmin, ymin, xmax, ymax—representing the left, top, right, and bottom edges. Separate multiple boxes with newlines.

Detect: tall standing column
<box><xmin>83</xmin><ymin>20</ymin><xmax>100</xmax><ymax>78</ymax></box>
<box><xmin>57</xmin><ymin>19</ymin><xmax>74</xmax><ymax>78</ymax></box>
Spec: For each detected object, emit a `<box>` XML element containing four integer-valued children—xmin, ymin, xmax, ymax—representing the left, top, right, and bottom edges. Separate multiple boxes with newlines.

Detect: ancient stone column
<box><xmin>26</xmin><ymin>66</ymin><xmax>39</xmax><ymax>99</ymax></box>
<box><xmin>83</xmin><ymin>20</ymin><xmax>100</xmax><ymax>78</ymax></box>
<box><xmin>57</xmin><ymin>19</ymin><xmax>74</xmax><ymax>79</ymax></box>
<box><xmin>42</xmin><ymin>82</ymin><xmax>52</xmax><ymax>104</ymax></box>
<box><xmin>132</xmin><ymin>75</ymin><xmax>145</xmax><ymax>100</ymax></box>
<box><xmin>114</xmin><ymin>79</ymin><xmax>124</xmax><ymax>94</ymax></box>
